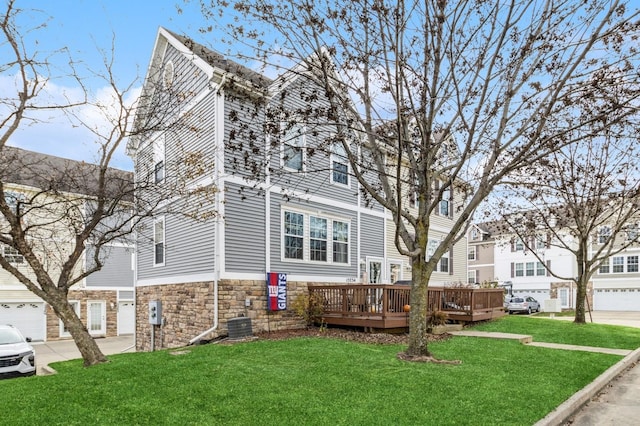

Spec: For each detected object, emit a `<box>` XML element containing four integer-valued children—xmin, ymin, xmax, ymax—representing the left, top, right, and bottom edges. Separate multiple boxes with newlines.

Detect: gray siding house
<box><xmin>129</xmin><ymin>28</ymin><xmax>392</xmax><ymax>351</ymax></box>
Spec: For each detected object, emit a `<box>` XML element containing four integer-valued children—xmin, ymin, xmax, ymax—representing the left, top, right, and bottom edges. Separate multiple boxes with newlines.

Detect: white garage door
<box><xmin>594</xmin><ymin>289</ymin><xmax>640</xmax><ymax>311</ymax></box>
<box><xmin>117</xmin><ymin>301</ymin><xmax>135</xmax><ymax>335</ymax></box>
<box><xmin>0</xmin><ymin>302</ymin><xmax>46</xmax><ymax>341</ymax></box>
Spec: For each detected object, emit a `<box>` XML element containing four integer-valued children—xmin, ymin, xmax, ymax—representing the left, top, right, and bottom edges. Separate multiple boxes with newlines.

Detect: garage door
<box><xmin>594</xmin><ymin>288</ymin><xmax>640</xmax><ymax>311</ymax></box>
<box><xmin>117</xmin><ymin>301</ymin><xmax>135</xmax><ymax>335</ymax></box>
<box><xmin>0</xmin><ymin>302</ymin><xmax>46</xmax><ymax>341</ymax></box>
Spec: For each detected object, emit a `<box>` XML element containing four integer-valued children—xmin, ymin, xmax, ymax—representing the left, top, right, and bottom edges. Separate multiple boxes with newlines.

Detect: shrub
<box><xmin>291</xmin><ymin>292</ymin><xmax>325</xmax><ymax>327</ymax></box>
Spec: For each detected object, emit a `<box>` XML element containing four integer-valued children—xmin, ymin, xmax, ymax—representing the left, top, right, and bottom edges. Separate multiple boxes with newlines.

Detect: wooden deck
<box><xmin>308</xmin><ymin>284</ymin><xmax>505</xmax><ymax>330</ymax></box>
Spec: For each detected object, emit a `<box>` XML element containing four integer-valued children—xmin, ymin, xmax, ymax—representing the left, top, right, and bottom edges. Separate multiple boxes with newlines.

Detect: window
<box><xmin>284</xmin><ymin>211</ymin><xmax>304</xmax><ymax>260</ymax></box>
<box><xmin>439</xmin><ymin>251</ymin><xmax>450</xmax><ymax>273</ymax></box>
<box><xmin>515</xmin><ymin>263</ymin><xmax>524</xmax><ymax>277</ymax></box>
<box><xmin>309</xmin><ymin>217</ymin><xmax>327</xmax><ymax>262</ymax></box>
<box><xmin>599</xmin><ymin>259</ymin><xmax>610</xmax><ymax>274</ymax></box>
<box><xmin>332</xmin><ymin>221</ymin><xmax>349</xmax><ymax>264</ymax></box>
<box><xmin>1</xmin><ymin>245</ymin><xmax>23</xmax><ymax>263</ymax></box>
<box><xmin>536</xmin><ymin>236</ymin><xmax>547</xmax><ymax>249</ymax></box>
<box><xmin>153</xmin><ymin>218</ymin><xmax>165</xmax><ymax>265</ymax></box>
<box><xmin>468</xmin><ymin>270</ymin><xmax>477</xmax><ymax>285</ymax></box>
<box><xmin>526</xmin><ymin>262</ymin><xmax>535</xmax><ymax>277</ymax></box>
<box><xmin>471</xmin><ymin>228</ymin><xmax>478</xmax><ymax>240</ymax></box>
<box><xmin>331</xmin><ymin>143</ymin><xmax>349</xmax><ymax>186</ymax></box>
<box><xmin>153</xmin><ymin>135</ymin><xmax>165</xmax><ymax>184</ymax></box>
<box><xmin>439</xmin><ymin>187</ymin><xmax>450</xmax><ymax>216</ymax></box>
<box><xmin>514</xmin><ymin>239</ymin><xmax>524</xmax><ymax>251</ymax></box>
<box><xmin>536</xmin><ymin>261</ymin><xmax>546</xmax><ymax>276</ymax></box>
<box><xmin>282</xmin><ymin>126</ymin><xmax>305</xmax><ymax>171</ymax></box>
<box><xmin>154</xmin><ymin>160</ymin><xmax>165</xmax><ymax>183</ymax></box>
<box><xmin>468</xmin><ymin>246</ymin><xmax>476</xmax><ymax>261</ymax></box>
<box><xmin>598</xmin><ymin>226</ymin><xmax>611</xmax><ymax>244</ymax></box>
<box><xmin>628</xmin><ymin>256</ymin><xmax>638</xmax><ymax>273</ymax></box>
<box><xmin>283</xmin><ymin>210</ymin><xmax>349</xmax><ymax>264</ymax></box>
<box><xmin>4</xmin><ymin>191</ymin><xmax>25</xmax><ymax>213</ymax></box>
<box><xmin>612</xmin><ymin>256</ymin><xmax>624</xmax><ymax>273</ymax></box>
<box><xmin>626</xmin><ymin>224</ymin><xmax>639</xmax><ymax>241</ymax></box>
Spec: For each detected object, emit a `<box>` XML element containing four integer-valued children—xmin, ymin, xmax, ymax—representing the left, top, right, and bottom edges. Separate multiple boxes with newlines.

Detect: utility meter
<box><xmin>149</xmin><ymin>300</ymin><xmax>162</xmax><ymax>325</ymax></box>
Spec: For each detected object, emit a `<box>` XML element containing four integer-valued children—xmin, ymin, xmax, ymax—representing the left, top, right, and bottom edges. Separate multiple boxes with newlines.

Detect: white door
<box><xmin>0</xmin><ymin>302</ymin><xmax>45</xmax><ymax>341</ymax></box>
<box><xmin>117</xmin><ymin>301</ymin><xmax>135</xmax><ymax>335</ymax></box>
<box><xmin>87</xmin><ymin>301</ymin><xmax>106</xmax><ymax>336</ymax></box>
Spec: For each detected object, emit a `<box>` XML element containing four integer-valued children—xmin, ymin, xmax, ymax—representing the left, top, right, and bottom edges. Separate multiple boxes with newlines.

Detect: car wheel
<box><xmin>508</xmin><ymin>310</ymin><xmax>513</xmax><ymax>315</ymax></box>
<box><xmin>527</xmin><ymin>307</ymin><xmax>532</xmax><ymax>314</ymax></box>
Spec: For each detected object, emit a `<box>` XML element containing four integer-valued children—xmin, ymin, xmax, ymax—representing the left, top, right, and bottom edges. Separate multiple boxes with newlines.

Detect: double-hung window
<box><xmin>284</xmin><ymin>211</ymin><xmax>304</xmax><ymax>260</ymax></box>
<box><xmin>309</xmin><ymin>217</ymin><xmax>327</xmax><ymax>262</ymax></box>
<box><xmin>439</xmin><ymin>187</ymin><xmax>450</xmax><ymax>216</ymax></box>
<box><xmin>515</xmin><ymin>263</ymin><xmax>524</xmax><ymax>277</ymax></box>
<box><xmin>598</xmin><ymin>226</ymin><xmax>611</xmax><ymax>244</ymax></box>
<box><xmin>599</xmin><ymin>259</ymin><xmax>610</xmax><ymax>274</ymax></box>
<box><xmin>282</xmin><ymin>126</ymin><xmax>305</xmax><ymax>171</ymax></box>
<box><xmin>153</xmin><ymin>135</ymin><xmax>165</xmax><ymax>184</ymax></box>
<box><xmin>331</xmin><ymin>142</ymin><xmax>349</xmax><ymax>186</ymax></box>
<box><xmin>1</xmin><ymin>245</ymin><xmax>23</xmax><ymax>264</ymax></box>
<box><xmin>612</xmin><ymin>256</ymin><xmax>624</xmax><ymax>273</ymax></box>
<box><xmin>536</xmin><ymin>261</ymin><xmax>546</xmax><ymax>276</ymax></box>
<box><xmin>526</xmin><ymin>262</ymin><xmax>535</xmax><ymax>276</ymax></box>
<box><xmin>332</xmin><ymin>221</ymin><xmax>349</xmax><ymax>264</ymax></box>
<box><xmin>627</xmin><ymin>256</ymin><xmax>639</xmax><ymax>273</ymax></box>
<box><xmin>468</xmin><ymin>247</ymin><xmax>476</xmax><ymax>261</ymax></box>
<box><xmin>154</xmin><ymin>217</ymin><xmax>165</xmax><ymax>266</ymax></box>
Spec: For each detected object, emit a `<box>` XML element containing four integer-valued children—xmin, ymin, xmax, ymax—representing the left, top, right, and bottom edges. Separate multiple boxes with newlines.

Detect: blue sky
<box><xmin>6</xmin><ymin>0</ymin><xmax>215</xmax><ymax>170</ymax></box>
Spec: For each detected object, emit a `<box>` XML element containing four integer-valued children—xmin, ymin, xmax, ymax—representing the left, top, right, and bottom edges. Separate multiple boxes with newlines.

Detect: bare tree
<box><xmin>0</xmin><ymin>1</ymin><xmax>213</xmax><ymax>366</ymax></box>
<box><xmin>498</xmin><ymin>108</ymin><xmax>640</xmax><ymax>324</ymax></box>
<box><xmin>194</xmin><ymin>0</ymin><xmax>640</xmax><ymax>359</ymax></box>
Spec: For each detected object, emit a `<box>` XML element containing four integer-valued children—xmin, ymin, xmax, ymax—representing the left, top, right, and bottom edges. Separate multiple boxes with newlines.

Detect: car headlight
<box><xmin>19</xmin><ymin>351</ymin><xmax>35</xmax><ymax>367</ymax></box>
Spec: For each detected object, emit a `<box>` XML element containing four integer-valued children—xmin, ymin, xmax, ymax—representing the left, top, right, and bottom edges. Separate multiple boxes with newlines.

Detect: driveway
<box><xmin>31</xmin><ymin>335</ymin><xmax>135</xmax><ymax>375</ymax></box>
<box><xmin>548</xmin><ymin>311</ymin><xmax>640</xmax><ymax>328</ymax></box>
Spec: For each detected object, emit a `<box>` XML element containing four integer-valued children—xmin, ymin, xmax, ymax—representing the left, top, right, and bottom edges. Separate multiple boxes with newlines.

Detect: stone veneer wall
<box><xmin>136</xmin><ymin>279</ymin><xmax>310</xmax><ymax>351</ymax></box>
<box><xmin>45</xmin><ymin>290</ymin><xmax>118</xmax><ymax>340</ymax></box>
<box><xmin>550</xmin><ymin>281</ymin><xmax>593</xmax><ymax>311</ymax></box>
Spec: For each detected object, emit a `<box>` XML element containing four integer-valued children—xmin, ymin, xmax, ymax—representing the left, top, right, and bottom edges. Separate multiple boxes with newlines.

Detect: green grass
<box><xmin>470</xmin><ymin>315</ymin><xmax>640</xmax><ymax>349</ymax></box>
<box><xmin>1</xmin><ymin>318</ymin><xmax>638</xmax><ymax>425</ymax></box>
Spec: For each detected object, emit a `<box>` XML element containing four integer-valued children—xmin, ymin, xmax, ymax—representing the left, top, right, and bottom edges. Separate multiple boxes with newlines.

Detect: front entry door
<box><xmin>87</xmin><ymin>301</ymin><xmax>106</xmax><ymax>336</ymax></box>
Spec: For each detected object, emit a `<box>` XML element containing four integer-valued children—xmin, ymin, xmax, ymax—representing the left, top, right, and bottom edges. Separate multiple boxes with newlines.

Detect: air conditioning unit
<box><xmin>227</xmin><ymin>317</ymin><xmax>253</xmax><ymax>339</ymax></box>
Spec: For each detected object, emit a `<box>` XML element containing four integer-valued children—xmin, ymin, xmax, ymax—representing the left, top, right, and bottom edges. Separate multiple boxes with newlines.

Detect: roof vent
<box><xmin>227</xmin><ymin>317</ymin><xmax>253</xmax><ymax>340</ymax></box>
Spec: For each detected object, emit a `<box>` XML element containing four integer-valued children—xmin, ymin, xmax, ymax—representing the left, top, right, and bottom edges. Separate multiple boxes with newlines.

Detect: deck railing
<box><xmin>308</xmin><ymin>284</ymin><xmax>505</xmax><ymax>328</ymax></box>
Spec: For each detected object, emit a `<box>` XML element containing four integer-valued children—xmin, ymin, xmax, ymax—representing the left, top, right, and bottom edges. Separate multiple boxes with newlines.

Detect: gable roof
<box><xmin>1</xmin><ymin>146</ymin><xmax>133</xmax><ymax>201</ymax></box>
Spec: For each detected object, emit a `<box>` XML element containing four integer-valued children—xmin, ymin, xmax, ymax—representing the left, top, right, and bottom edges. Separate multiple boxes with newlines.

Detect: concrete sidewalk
<box><xmin>32</xmin><ymin>335</ymin><xmax>135</xmax><ymax>375</ymax></box>
<box><xmin>453</xmin><ymin>311</ymin><xmax>640</xmax><ymax>425</ymax></box>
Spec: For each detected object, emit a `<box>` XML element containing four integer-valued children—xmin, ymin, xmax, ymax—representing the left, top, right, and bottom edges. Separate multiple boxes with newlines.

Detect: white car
<box><xmin>507</xmin><ymin>296</ymin><xmax>540</xmax><ymax>315</ymax></box>
<box><xmin>0</xmin><ymin>325</ymin><xmax>36</xmax><ymax>379</ymax></box>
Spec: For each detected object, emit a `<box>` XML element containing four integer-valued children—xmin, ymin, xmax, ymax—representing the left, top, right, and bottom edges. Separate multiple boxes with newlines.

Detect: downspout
<box><xmin>189</xmin><ymin>74</ymin><xmax>226</xmax><ymax>345</ymax></box>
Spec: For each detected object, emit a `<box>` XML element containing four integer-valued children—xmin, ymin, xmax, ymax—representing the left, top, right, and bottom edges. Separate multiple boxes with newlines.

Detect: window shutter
<box><xmin>448</xmin><ymin>182</ymin><xmax>454</xmax><ymax>219</ymax></box>
<box><xmin>434</xmin><ymin>180</ymin><xmax>440</xmax><ymax>216</ymax></box>
<box><xmin>511</xmin><ymin>241</ymin><xmax>515</xmax><ymax>252</ymax></box>
<box><xmin>546</xmin><ymin>233</ymin><xmax>551</xmax><ymax>248</ymax></box>
<box><xmin>449</xmin><ymin>249</ymin><xmax>454</xmax><ymax>275</ymax></box>
<box><xmin>510</xmin><ymin>262</ymin><xmax>514</xmax><ymax>278</ymax></box>
<box><xmin>546</xmin><ymin>260</ymin><xmax>551</xmax><ymax>277</ymax></box>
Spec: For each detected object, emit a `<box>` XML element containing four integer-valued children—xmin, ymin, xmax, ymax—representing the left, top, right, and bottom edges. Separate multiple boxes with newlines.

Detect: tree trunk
<box><xmin>405</xmin><ymin>255</ymin><xmax>432</xmax><ymax>357</ymax></box>
<box><xmin>50</xmin><ymin>290</ymin><xmax>108</xmax><ymax>367</ymax></box>
<box><xmin>574</xmin><ymin>279</ymin><xmax>588</xmax><ymax>324</ymax></box>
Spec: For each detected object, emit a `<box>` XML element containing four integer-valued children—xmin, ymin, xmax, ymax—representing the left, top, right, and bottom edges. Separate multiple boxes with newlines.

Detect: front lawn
<box><xmin>3</xmin><ymin>319</ymin><xmax>638</xmax><ymax>425</ymax></box>
<box><xmin>470</xmin><ymin>315</ymin><xmax>640</xmax><ymax>349</ymax></box>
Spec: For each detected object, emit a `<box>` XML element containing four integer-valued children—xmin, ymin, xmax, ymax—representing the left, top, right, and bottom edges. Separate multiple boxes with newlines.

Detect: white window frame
<box><xmin>598</xmin><ymin>226</ymin><xmax>611</xmax><ymax>244</ymax></box>
<box><xmin>525</xmin><ymin>262</ymin><xmax>535</xmax><ymax>277</ymax></box>
<box><xmin>153</xmin><ymin>135</ymin><xmax>166</xmax><ymax>184</ymax></box>
<box><xmin>388</xmin><ymin>259</ymin><xmax>403</xmax><ymax>284</ymax></box>
<box><xmin>627</xmin><ymin>255</ymin><xmax>638</xmax><ymax>273</ymax></box>
<box><xmin>281</xmin><ymin>208</ymin><xmax>350</xmax><ymax>265</ymax></box>
<box><xmin>281</xmin><ymin>125</ymin><xmax>306</xmax><ymax>172</ymax></box>
<box><xmin>471</xmin><ymin>228</ymin><xmax>478</xmax><ymax>240</ymax></box>
<box><xmin>439</xmin><ymin>250</ymin><xmax>450</xmax><ymax>273</ymax></box>
<box><xmin>468</xmin><ymin>246</ymin><xmax>476</xmax><ymax>261</ymax></box>
<box><xmin>153</xmin><ymin>217</ymin><xmax>165</xmax><ymax>266</ymax></box>
<box><xmin>1</xmin><ymin>244</ymin><xmax>23</xmax><ymax>264</ymax></box>
<box><xmin>626</xmin><ymin>223</ymin><xmax>639</xmax><ymax>241</ymax></box>
<box><xmin>468</xmin><ymin>270</ymin><xmax>477</xmax><ymax>285</ymax></box>
<box><xmin>439</xmin><ymin>186</ymin><xmax>450</xmax><ymax>216</ymax></box>
<box><xmin>309</xmin><ymin>216</ymin><xmax>328</xmax><ymax>262</ymax></box>
<box><xmin>515</xmin><ymin>239</ymin><xmax>525</xmax><ymax>251</ymax></box>
<box><xmin>536</xmin><ymin>261</ymin><xmax>546</xmax><ymax>276</ymax></box>
<box><xmin>612</xmin><ymin>256</ymin><xmax>624</xmax><ymax>273</ymax></box>
<box><xmin>163</xmin><ymin>60</ymin><xmax>175</xmax><ymax>89</ymax></box>
<box><xmin>330</xmin><ymin>142</ymin><xmax>350</xmax><ymax>187</ymax></box>
<box><xmin>515</xmin><ymin>263</ymin><xmax>524</xmax><ymax>277</ymax></box>
<box><xmin>599</xmin><ymin>258</ymin><xmax>610</xmax><ymax>274</ymax></box>
<box><xmin>59</xmin><ymin>300</ymin><xmax>80</xmax><ymax>338</ymax></box>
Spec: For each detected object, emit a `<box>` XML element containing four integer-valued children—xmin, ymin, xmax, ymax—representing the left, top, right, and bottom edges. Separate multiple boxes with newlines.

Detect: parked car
<box><xmin>0</xmin><ymin>325</ymin><xmax>36</xmax><ymax>379</ymax></box>
<box><xmin>507</xmin><ymin>296</ymin><xmax>540</xmax><ymax>315</ymax></box>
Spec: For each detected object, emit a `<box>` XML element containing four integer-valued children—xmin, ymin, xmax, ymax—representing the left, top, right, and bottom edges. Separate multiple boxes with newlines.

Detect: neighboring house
<box><xmin>466</xmin><ymin>222</ymin><xmax>497</xmax><ymax>285</ymax></box>
<box><xmin>0</xmin><ymin>147</ymin><xmax>135</xmax><ymax>341</ymax></box>
<box><xmin>591</xmin><ymin>224</ymin><xmax>640</xmax><ymax>311</ymax></box>
<box><xmin>129</xmin><ymin>28</ymin><xmax>470</xmax><ymax>351</ymax></box>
